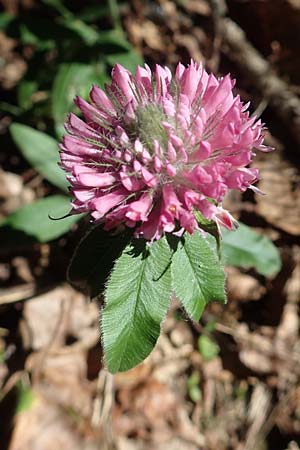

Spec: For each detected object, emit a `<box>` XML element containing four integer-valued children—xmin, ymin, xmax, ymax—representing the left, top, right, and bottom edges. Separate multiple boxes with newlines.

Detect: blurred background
<box><xmin>0</xmin><ymin>1</ymin><xmax>300</xmax><ymax>449</ymax></box>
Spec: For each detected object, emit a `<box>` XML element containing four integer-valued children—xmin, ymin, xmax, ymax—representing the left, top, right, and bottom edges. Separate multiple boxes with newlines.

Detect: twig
<box><xmin>0</xmin><ymin>283</ymin><xmax>37</xmax><ymax>305</ymax></box>
<box><xmin>0</xmin><ymin>282</ymin><xmax>63</xmax><ymax>306</ymax></box>
<box><xmin>92</xmin><ymin>370</ymin><xmax>117</xmax><ymax>449</ymax></box>
<box><xmin>220</xmin><ymin>17</ymin><xmax>300</xmax><ymax>147</ymax></box>
<box><xmin>92</xmin><ymin>370</ymin><xmax>114</xmax><ymax>427</ymax></box>
<box><xmin>208</xmin><ymin>0</ymin><xmax>228</xmax><ymax>72</ymax></box>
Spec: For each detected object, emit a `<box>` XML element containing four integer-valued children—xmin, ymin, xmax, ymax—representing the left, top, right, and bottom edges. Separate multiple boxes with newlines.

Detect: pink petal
<box><xmin>189</xmin><ymin>141</ymin><xmax>212</xmax><ymax>162</ymax></box>
<box><xmin>91</xmin><ymin>191</ymin><xmax>127</xmax><ymax>217</ymax></box>
<box><xmin>62</xmin><ymin>135</ymin><xmax>100</xmax><ymax>157</ymax></box>
<box><xmin>125</xmin><ymin>193</ymin><xmax>153</xmax><ymax>222</ymax></box>
<box><xmin>111</xmin><ymin>64</ymin><xmax>134</xmax><ymax>104</ymax></box>
<box><xmin>90</xmin><ymin>85</ymin><xmax>114</xmax><ymax>112</ymax></box>
<box><xmin>77</xmin><ymin>171</ymin><xmax>117</xmax><ymax>187</ymax></box>
<box><xmin>120</xmin><ymin>166</ymin><xmax>144</xmax><ymax>192</ymax></box>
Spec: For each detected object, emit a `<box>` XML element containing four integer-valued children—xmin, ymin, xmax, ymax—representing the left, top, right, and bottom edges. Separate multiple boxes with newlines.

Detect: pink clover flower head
<box><xmin>60</xmin><ymin>60</ymin><xmax>271</xmax><ymax>241</ymax></box>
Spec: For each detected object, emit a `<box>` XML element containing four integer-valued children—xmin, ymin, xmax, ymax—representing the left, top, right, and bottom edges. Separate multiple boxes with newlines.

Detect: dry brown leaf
<box><xmin>0</xmin><ymin>32</ymin><xmax>26</xmax><ymax>89</ymax></box>
<box><xmin>243</xmin><ymin>383</ymin><xmax>272</xmax><ymax>450</ymax></box>
<box><xmin>67</xmin><ymin>291</ymin><xmax>99</xmax><ymax>342</ymax></box>
<box><xmin>287</xmin><ymin>0</ymin><xmax>300</xmax><ymax>9</ymax></box>
<box><xmin>226</xmin><ymin>267</ymin><xmax>266</xmax><ymax>302</ymax></box>
<box><xmin>174</xmin><ymin>33</ymin><xmax>205</xmax><ymax>62</ymax></box>
<box><xmin>128</xmin><ymin>20</ymin><xmax>166</xmax><ymax>51</ymax></box>
<box><xmin>284</xmin><ymin>248</ymin><xmax>300</xmax><ymax>304</ymax></box>
<box><xmin>287</xmin><ymin>442</ymin><xmax>300</xmax><ymax>450</ymax></box>
<box><xmin>21</xmin><ymin>285</ymin><xmax>98</xmax><ymax>418</ymax></box>
<box><xmin>21</xmin><ymin>285</ymin><xmax>98</xmax><ymax>351</ymax></box>
<box><xmin>29</xmin><ymin>351</ymin><xmax>93</xmax><ymax>417</ymax></box>
<box><xmin>273</xmin><ymin>249</ymin><xmax>300</xmax><ymax>361</ymax></box>
<box><xmin>181</xmin><ymin>0</ymin><xmax>211</xmax><ymax>15</ymax></box>
<box><xmin>118</xmin><ymin>436</ymin><xmax>200</xmax><ymax>450</ymax></box>
<box><xmin>117</xmin><ymin>437</ymin><xmax>140</xmax><ymax>450</ymax></box>
<box><xmin>8</xmin><ymin>392</ymin><xmax>98</xmax><ymax>450</ymax></box>
<box><xmin>230</xmin><ymin>325</ymin><xmax>276</xmax><ymax>373</ymax></box>
<box><xmin>169</xmin><ymin>320</ymin><xmax>194</xmax><ymax>347</ymax></box>
<box><xmin>0</xmin><ymin>170</ymin><xmax>34</xmax><ymax>218</ymax></box>
<box><xmin>22</xmin><ymin>286</ymin><xmax>72</xmax><ymax>350</ymax></box>
<box><xmin>11</xmin><ymin>257</ymin><xmax>34</xmax><ymax>284</ymax></box>
<box><xmin>114</xmin><ymin>375</ymin><xmax>179</xmax><ymax>443</ymax></box>
<box><xmin>114</xmin><ymin>362</ymin><xmax>152</xmax><ymax>389</ymax></box>
<box><xmin>256</xmin><ymin>153</ymin><xmax>300</xmax><ymax>235</ymax></box>
<box><xmin>275</xmin><ymin>303</ymin><xmax>299</xmax><ymax>343</ymax></box>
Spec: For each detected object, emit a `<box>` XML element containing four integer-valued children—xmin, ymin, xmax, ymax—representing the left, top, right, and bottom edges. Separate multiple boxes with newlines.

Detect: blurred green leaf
<box><xmin>13</xmin><ymin>14</ymin><xmax>77</xmax><ymax>51</ymax></box>
<box><xmin>0</xmin><ymin>195</ymin><xmax>81</xmax><ymax>243</ymax></box>
<box><xmin>0</xmin><ymin>102</ymin><xmax>22</xmax><ymax>115</ymax></box>
<box><xmin>204</xmin><ymin>320</ymin><xmax>217</xmax><ymax>333</ymax></box>
<box><xmin>16</xmin><ymin>382</ymin><xmax>35</xmax><ymax>414</ymax></box>
<box><xmin>198</xmin><ymin>335</ymin><xmax>220</xmax><ymax>361</ymax></box>
<box><xmin>222</xmin><ymin>223</ymin><xmax>281</xmax><ymax>276</ymax></box>
<box><xmin>187</xmin><ymin>372</ymin><xmax>201</xmax><ymax>402</ymax></box>
<box><xmin>77</xmin><ymin>4</ymin><xmax>110</xmax><ymax>22</ymax></box>
<box><xmin>41</xmin><ymin>0</ymin><xmax>69</xmax><ymax>16</ymax></box>
<box><xmin>236</xmin><ymin>383</ymin><xmax>248</xmax><ymax>399</ymax></box>
<box><xmin>60</xmin><ymin>17</ymin><xmax>99</xmax><ymax>46</ymax></box>
<box><xmin>10</xmin><ymin>123</ymin><xmax>68</xmax><ymax>191</ymax></box>
<box><xmin>19</xmin><ymin>22</ymin><xmax>55</xmax><ymax>50</ymax></box>
<box><xmin>43</xmin><ymin>0</ymin><xmax>104</xmax><ymax>46</ymax></box>
<box><xmin>108</xmin><ymin>0</ymin><xmax>122</xmax><ymax>30</ymax></box>
<box><xmin>52</xmin><ymin>63</ymin><xmax>107</xmax><ymax>138</ymax></box>
<box><xmin>0</xmin><ymin>13</ymin><xmax>14</xmax><ymax>30</ymax></box>
<box><xmin>17</xmin><ymin>80</ymin><xmax>38</xmax><ymax>110</ymax></box>
<box><xmin>96</xmin><ymin>29</ymin><xmax>132</xmax><ymax>50</ymax></box>
<box><xmin>106</xmin><ymin>49</ymin><xmax>143</xmax><ymax>73</ymax></box>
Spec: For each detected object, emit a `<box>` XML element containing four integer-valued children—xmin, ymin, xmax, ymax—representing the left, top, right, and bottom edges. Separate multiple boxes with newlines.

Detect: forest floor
<box><xmin>1</xmin><ymin>1</ymin><xmax>300</xmax><ymax>449</ymax></box>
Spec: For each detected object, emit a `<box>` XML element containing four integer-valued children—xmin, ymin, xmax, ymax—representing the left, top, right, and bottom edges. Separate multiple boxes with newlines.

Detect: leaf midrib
<box><xmin>224</xmin><ymin>240</ymin><xmax>260</xmax><ymax>252</ymax></box>
<box><xmin>223</xmin><ymin>240</ymin><xmax>262</xmax><ymax>264</ymax></box>
<box><xmin>114</xmin><ymin>255</ymin><xmax>147</xmax><ymax>371</ymax></box>
<box><xmin>182</xmin><ymin>241</ymin><xmax>205</xmax><ymax>302</ymax></box>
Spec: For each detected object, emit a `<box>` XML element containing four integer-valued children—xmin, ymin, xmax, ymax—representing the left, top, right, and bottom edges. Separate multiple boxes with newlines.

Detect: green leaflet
<box><xmin>52</xmin><ymin>62</ymin><xmax>107</xmax><ymax>138</ymax></box>
<box><xmin>0</xmin><ymin>195</ymin><xmax>81</xmax><ymax>245</ymax></box>
<box><xmin>102</xmin><ymin>237</ymin><xmax>172</xmax><ymax>373</ymax></box>
<box><xmin>106</xmin><ymin>50</ymin><xmax>143</xmax><ymax>74</ymax></box>
<box><xmin>222</xmin><ymin>223</ymin><xmax>281</xmax><ymax>276</ymax></box>
<box><xmin>171</xmin><ymin>232</ymin><xmax>226</xmax><ymax>321</ymax></box>
<box><xmin>10</xmin><ymin>124</ymin><xmax>68</xmax><ymax>192</ymax></box>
